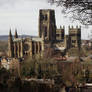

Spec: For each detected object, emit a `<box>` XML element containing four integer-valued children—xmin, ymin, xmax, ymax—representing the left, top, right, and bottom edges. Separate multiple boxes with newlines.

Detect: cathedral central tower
<box><xmin>39</xmin><ymin>9</ymin><xmax>56</xmax><ymax>42</ymax></box>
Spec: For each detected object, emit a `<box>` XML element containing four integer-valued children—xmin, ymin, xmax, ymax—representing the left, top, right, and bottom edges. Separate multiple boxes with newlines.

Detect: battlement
<box><xmin>69</xmin><ymin>26</ymin><xmax>81</xmax><ymax>35</ymax></box>
<box><xmin>59</xmin><ymin>26</ymin><xmax>65</xmax><ymax>29</ymax></box>
<box><xmin>56</xmin><ymin>26</ymin><xmax>65</xmax><ymax>41</ymax></box>
<box><xmin>69</xmin><ymin>26</ymin><xmax>81</xmax><ymax>30</ymax></box>
<box><xmin>40</xmin><ymin>9</ymin><xmax>54</xmax><ymax>12</ymax></box>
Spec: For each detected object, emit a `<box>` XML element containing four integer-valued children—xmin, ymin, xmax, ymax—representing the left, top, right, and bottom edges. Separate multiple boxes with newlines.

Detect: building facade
<box><xmin>8</xmin><ymin>9</ymin><xmax>81</xmax><ymax>58</ymax></box>
<box><xmin>8</xmin><ymin>30</ymin><xmax>44</xmax><ymax>58</ymax></box>
<box><xmin>56</xmin><ymin>26</ymin><xmax>65</xmax><ymax>41</ymax></box>
<box><xmin>69</xmin><ymin>26</ymin><xmax>81</xmax><ymax>48</ymax></box>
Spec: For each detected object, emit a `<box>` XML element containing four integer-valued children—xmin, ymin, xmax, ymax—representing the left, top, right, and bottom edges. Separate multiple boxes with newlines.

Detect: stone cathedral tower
<box><xmin>39</xmin><ymin>9</ymin><xmax>56</xmax><ymax>42</ymax></box>
<box><xmin>69</xmin><ymin>26</ymin><xmax>81</xmax><ymax>48</ymax></box>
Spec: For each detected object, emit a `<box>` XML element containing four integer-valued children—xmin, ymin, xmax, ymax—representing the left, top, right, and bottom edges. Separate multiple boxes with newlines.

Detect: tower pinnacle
<box><xmin>15</xmin><ymin>29</ymin><xmax>18</xmax><ymax>38</ymax></box>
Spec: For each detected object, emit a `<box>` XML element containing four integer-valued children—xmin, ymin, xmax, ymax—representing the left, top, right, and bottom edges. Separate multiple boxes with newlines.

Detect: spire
<box><xmin>63</xmin><ymin>26</ymin><xmax>65</xmax><ymax>29</ymax></box>
<box><xmin>76</xmin><ymin>25</ymin><xmax>78</xmax><ymax>29</ymax></box>
<box><xmin>8</xmin><ymin>28</ymin><xmax>13</xmax><ymax>57</ymax></box>
<box><xmin>60</xmin><ymin>26</ymin><xmax>62</xmax><ymax>29</ymax></box>
<box><xmin>68</xmin><ymin>25</ymin><xmax>70</xmax><ymax>29</ymax></box>
<box><xmin>9</xmin><ymin>28</ymin><xmax>13</xmax><ymax>39</ymax></box>
<box><xmin>9</xmin><ymin>28</ymin><xmax>12</xmax><ymax>37</ymax></box>
<box><xmin>15</xmin><ymin>29</ymin><xmax>18</xmax><ymax>38</ymax></box>
<box><xmin>72</xmin><ymin>25</ymin><xmax>73</xmax><ymax>29</ymax></box>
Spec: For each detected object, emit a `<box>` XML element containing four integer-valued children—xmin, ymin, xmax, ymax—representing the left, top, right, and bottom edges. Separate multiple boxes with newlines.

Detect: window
<box><xmin>44</xmin><ymin>14</ymin><xmax>47</xmax><ymax>21</ymax></box>
<box><xmin>40</xmin><ymin>14</ymin><xmax>48</xmax><ymax>21</ymax></box>
<box><xmin>62</xmin><ymin>33</ymin><xmax>64</xmax><ymax>38</ymax></box>
<box><xmin>56</xmin><ymin>34</ymin><xmax>60</xmax><ymax>37</ymax></box>
<box><xmin>40</xmin><ymin>15</ymin><xmax>44</xmax><ymax>21</ymax></box>
<box><xmin>72</xmin><ymin>40</ymin><xmax>76</xmax><ymax>43</ymax></box>
<box><xmin>44</xmin><ymin>26</ymin><xmax>47</xmax><ymax>37</ymax></box>
<box><xmin>24</xmin><ymin>44</ymin><xmax>30</xmax><ymax>51</ymax></box>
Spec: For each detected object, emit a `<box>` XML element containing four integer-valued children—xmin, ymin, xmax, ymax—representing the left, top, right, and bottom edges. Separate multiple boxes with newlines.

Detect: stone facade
<box><xmin>56</xmin><ymin>26</ymin><xmax>65</xmax><ymax>41</ymax></box>
<box><xmin>69</xmin><ymin>26</ymin><xmax>81</xmax><ymax>48</ymax></box>
<box><xmin>8</xmin><ymin>9</ymin><xmax>81</xmax><ymax>58</ymax></box>
<box><xmin>8</xmin><ymin>31</ymin><xmax>44</xmax><ymax>58</ymax></box>
<box><xmin>39</xmin><ymin>9</ymin><xmax>56</xmax><ymax>42</ymax></box>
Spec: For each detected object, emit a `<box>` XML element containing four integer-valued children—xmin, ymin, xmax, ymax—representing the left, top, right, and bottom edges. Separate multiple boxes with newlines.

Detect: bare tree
<box><xmin>48</xmin><ymin>0</ymin><xmax>92</xmax><ymax>25</ymax></box>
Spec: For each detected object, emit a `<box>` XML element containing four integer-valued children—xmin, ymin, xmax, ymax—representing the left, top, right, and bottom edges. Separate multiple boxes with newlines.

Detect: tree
<box><xmin>0</xmin><ymin>68</ymin><xmax>10</xmax><ymax>84</ymax></box>
<box><xmin>48</xmin><ymin>0</ymin><xmax>92</xmax><ymax>25</ymax></box>
<box><xmin>21</xmin><ymin>56</ymin><xmax>58</xmax><ymax>79</ymax></box>
<box><xmin>21</xmin><ymin>57</ymin><xmax>37</xmax><ymax>77</ymax></box>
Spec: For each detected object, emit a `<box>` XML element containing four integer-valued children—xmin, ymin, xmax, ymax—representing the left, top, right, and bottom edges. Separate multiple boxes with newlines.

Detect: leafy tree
<box><xmin>37</xmin><ymin>64</ymin><xmax>43</xmax><ymax>78</ymax></box>
<box><xmin>21</xmin><ymin>57</ymin><xmax>36</xmax><ymax>77</ymax></box>
<box><xmin>21</xmin><ymin>56</ymin><xmax>58</xmax><ymax>79</ymax></box>
<box><xmin>0</xmin><ymin>68</ymin><xmax>10</xmax><ymax>84</ymax></box>
<box><xmin>48</xmin><ymin>0</ymin><xmax>92</xmax><ymax>25</ymax></box>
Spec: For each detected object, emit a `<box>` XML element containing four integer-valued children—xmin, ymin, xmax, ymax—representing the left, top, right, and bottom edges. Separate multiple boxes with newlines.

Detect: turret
<box><xmin>9</xmin><ymin>29</ymin><xmax>12</xmax><ymax>39</ymax></box>
<box><xmin>60</xmin><ymin>26</ymin><xmax>62</xmax><ymax>29</ymax></box>
<box><xmin>68</xmin><ymin>25</ymin><xmax>70</xmax><ymax>29</ymax></box>
<box><xmin>63</xmin><ymin>26</ymin><xmax>65</xmax><ymax>29</ymax></box>
<box><xmin>76</xmin><ymin>25</ymin><xmax>78</xmax><ymax>29</ymax></box>
<box><xmin>72</xmin><ymin>25</ymin><xmax>73</xmax><ymax>29</ymax></box>
<box><xmin>69</xmin><ymin>25</ymin><xmax>81</xmax><ymax>48</ymax></box>
<box><xmin>8</xmin><ymin>29</ymin><xmax>14</xmax><ymax>57</ymax></box>
<box><xmin>15</xmin><ymin>29</ymin><xmax>18</xmax><ymax>38</ymax></box>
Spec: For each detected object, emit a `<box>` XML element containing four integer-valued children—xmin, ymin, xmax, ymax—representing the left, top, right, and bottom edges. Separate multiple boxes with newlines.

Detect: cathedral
<box><xmin>8</xmin><ymin>9</ymin><xmax>81</xmax><ymax>58</ymax></box>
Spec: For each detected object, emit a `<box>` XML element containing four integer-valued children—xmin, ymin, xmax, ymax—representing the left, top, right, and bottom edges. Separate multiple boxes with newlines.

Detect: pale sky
<box><xmin>0</xmin><ymin>0</ymin><xmax>91</xmax><ymax>40</ymax></box>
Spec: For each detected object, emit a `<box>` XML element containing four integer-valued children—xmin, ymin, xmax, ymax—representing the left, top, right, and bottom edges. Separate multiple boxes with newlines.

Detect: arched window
<box><xmin>44</xmin><ymin>14</ymin><xmax>47</xmax><ymax>21</ymax></box>
<box><xmin>44</xmin><ymin>26</ymin><xmax>47</xmax><ymax>37</ymax></box>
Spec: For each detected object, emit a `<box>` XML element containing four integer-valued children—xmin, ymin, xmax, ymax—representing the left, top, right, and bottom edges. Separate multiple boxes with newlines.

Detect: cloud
<box><xmin>0</xmin><ymin>0</ymin><xmax>50</xmax><ymax>35</ymax></box>
<box><xmin>0</xmin><ymin>0</ymin><xmax>47</xmax><ymax>6</ymax></box>
<box><xmin>0</xmin><ymin>0</ymin><xmax>90</xmax><ymax>40</ymax></box>
<box><xmin>0</xmin><ymin>0</ymin><xmax>17</xmax><ymax>6</ymax></box>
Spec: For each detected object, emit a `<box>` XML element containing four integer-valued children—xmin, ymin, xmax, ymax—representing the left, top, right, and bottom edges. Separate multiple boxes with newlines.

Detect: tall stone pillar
<box><xmin>14</xmin><ymin>43</ymin><xmax>17</xmax><ymax>58</ymax></box>
<box><xmin>20</xmin><ymin>40</ymin><xmax>23</xmax><ymax>58</ymax></box>
<box><xmin>38</xmin><ymin>42</ymin><xmax>40</xmax><ymax>54</ymax></box>
<box><xmin>17</xmin><ymin>42</ymin><xmax>20</xmax><ymax>58</ymax></box>
<box><xmin>41</xmin><ymin>39</ymin><xmax>45</xmax><ymax>57</ymax></box>
<box><xmin>41</xmin><ymin>30</ymin><xmax>45</xmax><ymax>52</ymax></box>
<box><xmin>41</xmin><ymin>41</ymin><xmax>44</xmax><ymax>51</ymax></box>
<box><xmin>30</xmin><ymin>40</ymin><xmax>33</xmax><ymax>57</ymax></box>
<box><xmin>34</xmin><ymin>42</ymin><xmax>37</xmax><ymax>54</ymax></box>
<box><xmin>64</xmin><ymin>35</ymin><xmax>68</xmax><ymax>50</ymax></box>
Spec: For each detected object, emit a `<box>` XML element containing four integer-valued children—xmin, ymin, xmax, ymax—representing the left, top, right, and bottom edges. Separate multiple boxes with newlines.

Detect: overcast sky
<box><xmin>0</xmin><ymin>0</ymin><xmax>91</xmax><ymax>39</ymax></box>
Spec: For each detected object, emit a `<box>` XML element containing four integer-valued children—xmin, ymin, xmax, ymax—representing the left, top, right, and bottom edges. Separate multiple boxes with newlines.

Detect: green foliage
<box><xmin>21</xmin><ymin>58</ymin><xmax>36</xmax><ymax>77</ymax></box>
<box><xmin>21</xmin><ymin>56</ymin><xmax>58</xmax><ymax>79</ymax></box>
<box><xmin>68</xmin><ymin>47</ymin><xmax>86</xmax><ymax>57</ymax></box>
<box><xmin>0</xmin><ymin>68</ymin><xmax>10</xmax><ymax>83</ymax></box>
